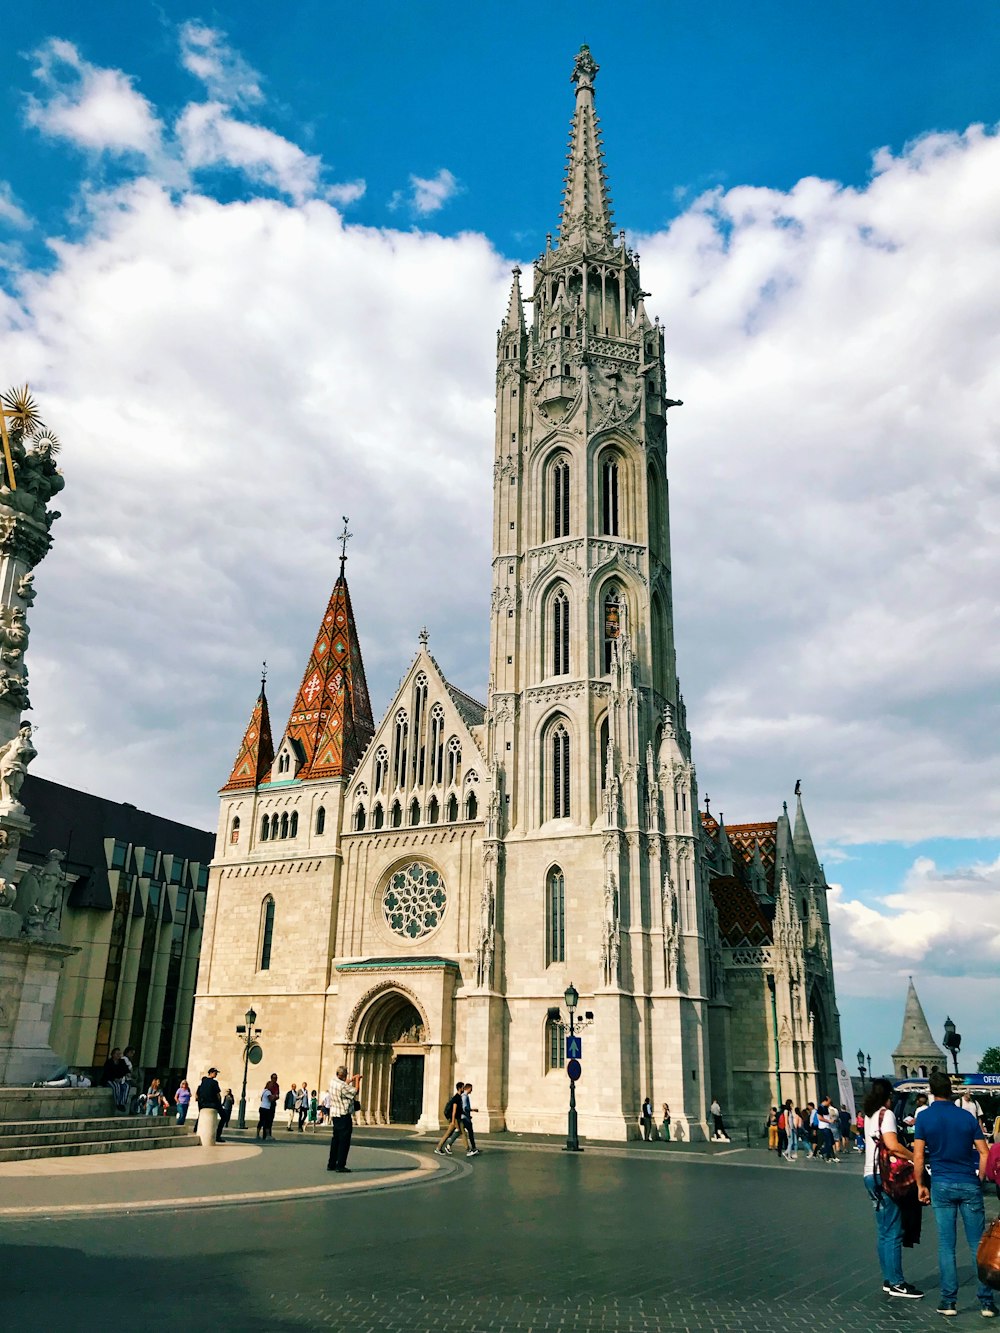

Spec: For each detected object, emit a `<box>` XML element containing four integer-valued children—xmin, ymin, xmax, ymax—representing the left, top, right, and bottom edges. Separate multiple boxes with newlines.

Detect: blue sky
<box><xmin>1</xmin><ymin>1</ymin><xmax>999</xmax><ymax>1075</ymax></box>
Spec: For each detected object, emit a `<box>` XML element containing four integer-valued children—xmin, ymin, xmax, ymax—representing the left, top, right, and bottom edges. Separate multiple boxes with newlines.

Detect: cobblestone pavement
<box><xmin>1</xmin><ymin>1134</ymin><xmax>995</xmax><ymax>1331</ymax></box>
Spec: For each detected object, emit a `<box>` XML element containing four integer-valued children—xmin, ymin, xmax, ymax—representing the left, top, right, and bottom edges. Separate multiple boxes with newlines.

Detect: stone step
<box><xmin>0</xmin><ymin>1121</ymin><xmax>192</xmax><ymax>1151</ymax></box>
<box><xmin>0</xmin><ymin>1115</ymin><xmax>189</xmax><ymax>1137</ymax></box>
<box><xmin>0</xmin><ymin>1133</ymin><xmax>197</xmax><ymax>1163</ymax></box>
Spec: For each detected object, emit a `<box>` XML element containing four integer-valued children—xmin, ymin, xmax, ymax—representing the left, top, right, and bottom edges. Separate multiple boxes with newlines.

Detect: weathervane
<box><xmin>703</xmin><ymin>793</ymin><xmax>711</xmax><ymax>815</ymax></box>
<box><xmin>338</xmin><ymin>516</ymin><xmax>353</xmax><ymax>576</ymax></box>
<box><xmin>261</xmin><ymin>659</ymin><xmax>268</xmax><ymax>691</ymax></box>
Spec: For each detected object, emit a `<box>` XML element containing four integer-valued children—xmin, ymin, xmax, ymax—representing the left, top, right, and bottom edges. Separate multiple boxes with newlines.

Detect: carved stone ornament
<box><xmin>0</xmin><ymin>721</ymin><xmax>36</xmax><ymax>806</ymax></box>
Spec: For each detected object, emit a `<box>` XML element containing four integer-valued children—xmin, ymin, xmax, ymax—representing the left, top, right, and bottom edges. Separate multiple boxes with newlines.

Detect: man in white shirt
<box><xmin>327</xmin><ymin>1066</ymin><xmax>362</xmax><ymax>1173</ymax></box>
<box><xmin>958</xmin><ymin>1094</ymin><xmax>985</xmax><ymax>1135</ymax></box>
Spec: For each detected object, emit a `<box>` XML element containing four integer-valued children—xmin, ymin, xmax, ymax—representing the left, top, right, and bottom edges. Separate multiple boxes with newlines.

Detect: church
<box><xmin>187</xmin><ymin>46</ymin><xmax>842</xmax><ymax>1140</ymax></box>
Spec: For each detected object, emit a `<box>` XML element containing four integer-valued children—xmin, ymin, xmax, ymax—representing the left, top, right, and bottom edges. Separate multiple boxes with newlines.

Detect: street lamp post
<box><xmin>857</xmin><ymin>1048</ymin><xmax>866</xmax><ymax>1089</ymax></box>
<box><xmin>237</xmin><ymin>1006</ymin><xmax>261</xmax><ymax>1130</ymax></box>
<box><xmin>943</xmin><ymin>1017</ymin><xmax>962</xmax><ymax>1078</ymax></box>
<box><xmin>563</xmin><ymin>982</ymin><xmax>583</xmax><ymax>1153</ymax></box>
<box><xmin>866</xmin><ymin>1053</ymin><xmax>872</xmax><ymax>1079</ymax></box>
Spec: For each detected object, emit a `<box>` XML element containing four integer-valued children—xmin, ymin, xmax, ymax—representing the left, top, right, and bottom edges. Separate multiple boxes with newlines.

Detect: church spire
<box><xmin>284</xmin><ymin>563</ymin><xmax>375</xmax><ymax>780</ymax></box>
<box><xmin>558</xmin><ymin>45</ymin><xmax>615</xmax><ymax>252</ymax></box>
<box><xmin>220</xmin><ymin>669</ymin><xmax>275</xmax><ymax>792</ymax></box>
<box><xmin>892</xmin><ymin>977</ymin><xmax>947</xmax><ymax>1069</ymax></box>
<box><xmin>501</xmin><ymin>265</ymin><xmax>525</xmax><ymax>336</ymax></box>
<box><xmin>792</xmin><ymin>783</ymin><xmax>822</xmax><ymax>884</ymax></box>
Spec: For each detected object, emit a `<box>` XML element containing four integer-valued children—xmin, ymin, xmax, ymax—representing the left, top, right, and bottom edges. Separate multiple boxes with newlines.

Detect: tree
<box><xmin>977</xmin><ymin>1046</ymin><xmax>1000</xmax><ymax>1075</ymax></box>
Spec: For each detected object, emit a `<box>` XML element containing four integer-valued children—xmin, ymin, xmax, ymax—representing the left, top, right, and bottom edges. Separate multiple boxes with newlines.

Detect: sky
<box><xmin>1</xmin><ymin>1</ymin><xmax>999</xmax><ymax>1075</ymax></box>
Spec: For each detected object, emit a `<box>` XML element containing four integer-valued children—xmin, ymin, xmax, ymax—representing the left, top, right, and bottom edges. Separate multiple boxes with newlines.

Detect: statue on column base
<box><xmin>0</xmin><ymin>721</ymin><xmax>36</xmax><ymax>812</ymax></box>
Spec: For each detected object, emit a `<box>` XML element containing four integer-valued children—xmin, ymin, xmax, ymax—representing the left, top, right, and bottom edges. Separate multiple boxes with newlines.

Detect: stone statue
<box><xmin>0</xmin><ymin>877</ymin><xmax>16</xmax><ymax>909</ymax></box>
<box><xmin>15</xmin><ymin>572</ymin><xmax>35</xmax><ymax>606</ymax></box>
<box><xmin>600</xmin><ymin>873</ymin><xmax>621</xmax><ymax>985</ymax></box>
<box><xmin>475</xmin><ymin>876</ymin><xmax>495</xmax><ymax>989</ymax></box>
<box><xmin>662</xmin><ymin>872</ymin><xmax>680</xmax><ymax>989</ymax></box>
<box><xmin>28</xmin><ymin>848</ymin><xmax>66</xmax><ymax>934</ymax></box>
<box><xmin>0</xmin><ymin>721</ymin><xmax>36</xmax><ymax>806</ymax></box>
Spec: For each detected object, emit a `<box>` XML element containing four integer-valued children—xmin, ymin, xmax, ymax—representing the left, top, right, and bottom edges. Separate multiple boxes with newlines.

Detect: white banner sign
<box><xmin>835</xmin><ymin>1058</ymin><xmax>857</xmax><ymax>1119</ymax></box>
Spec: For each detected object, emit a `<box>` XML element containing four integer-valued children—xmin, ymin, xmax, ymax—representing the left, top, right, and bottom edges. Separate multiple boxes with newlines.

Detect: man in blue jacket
<box><xmin>913</xmin><ymin>1070</ymin><xmax>996</xmax><ymax>1318</ymax></box>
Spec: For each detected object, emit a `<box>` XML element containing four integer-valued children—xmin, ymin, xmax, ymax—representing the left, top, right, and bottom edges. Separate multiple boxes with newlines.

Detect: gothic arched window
<box><xmin>551</xmin><ymin>456</ymin><xmax>570</xmax><ymax>539</ymax></box>
<box><xmin>599</xmin><ymin>715</ymin><xmax>610</xmax><ymax>792</ymax></box>
<box><xmin>230</xmin><ymin>816</ymin><xmax>240</xmax><ymax>844</ymax></box>
<box><xmin>259</xmin><ymin>896</ymin><xmax>275</xmax><ymax>971</ymax></box>
<box><xmin>280</xmin><ymin>811</ymin><xmax>289</xmax><ymax>839</ymax></box>
<box><xmin>547</xmin><ymin>721</ymin><xmax>571</xmax><ymax>820</ymax></box>
<box><xmin>446</xmin><ymin>793</ymin><xmax>458</xmax><ymax>822</ymax></box>
<box><xmin>260</xmin><ymin>815</ymin><xmax>270</xmax><ymax>842</ymax></box>
<box><xmin>315</xmin><ymin>806</ymin><xmax>326</xmax><ymax>835</ymax></box>
<box><xmin>372</xmin><ymin>802</ymin><xmax>384</xmax><ymax>830</ymax></box>
<box><xmin>354</xmin><ymin>805</ymin><xmax>366</xmax><ymax>831</ymax></box>
<box><xmin>601</xmin><ymin>454</ymin><xmax>620</xmax><ymax>536</ymax></box>
<box><xmin>603</xmin><ymin>588</ymin><xmax>622</xmax><ymax>673</ymax></box>
<box><xmin>428</xmin><ymin>795</ymin><xmax>439</xmax><ymax>824</ymax></box>
<box><xmin>552</xmin><ymin>588</ymin><xmax>570</xmax><ymax>677</ymax></box>
<box><xmin>269</xmin><ymin>813</ymin><xmax>279</xmax><ymax>840</ymax></box>
<box><xmin>392</xmin><ymin>711</ymin><xmax>408</xmax><ymax>789</ymax></box>
<box><xmin>465</xmin><ymin>792</ymin><xmax>478</xmax><ymax>821</ymax></box>
<box><xmin>546</xmin><ymin>1013</ymin><xmax>566</xmax><ymax>1071</ymax></box>
<box><xmin>289</xmin><ymin>811</ymin><xmax>298</xmax><ymax>838</ymax></box>
<box><xmin>373</xmin><ymin>746</ymin><xmax>388</xmax><ymax>794</ymax></box>
<box><xmin>412</xmin><ymin>673</ymin><xmax>428</xmax><ymax>785</ymax></box>
<box><xmin>409</xmin><ymin>798</ymin><xmax>421</xmax><ymax>826</ymax></box>
<box><xmin>447</xmin><ymin>737</ymin><xmax>462</xmax><ymax>787</ymax></box>
<box><xmin>390</xmin><ymin>800</ymin><xmax>402</xmax><ymax>829</ymax></box>
<box><xmin>429</xmin><ymin>704</ymin><xmax>445</xmax><ymax>785</ymax></box>
<box><xmin>546</xmin><ymin>866</ymin><xmax>566</xmax><ymax>964</ymax></box>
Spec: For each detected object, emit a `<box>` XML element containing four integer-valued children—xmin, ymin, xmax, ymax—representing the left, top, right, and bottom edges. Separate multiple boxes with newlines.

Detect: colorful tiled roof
<box><xmin>221</xmin><ymin>684</ymin><xmax>275</xmax><ymax>793</ymax></box>
<box><xmin>725</xmin><ymin>821</ymin><xmax>778</xmax><ymax>892</ymax></box>
<box><xmin>709</xmin><ymin>874</ymin><xmax>773</xmax><ymax>947</ymax></box>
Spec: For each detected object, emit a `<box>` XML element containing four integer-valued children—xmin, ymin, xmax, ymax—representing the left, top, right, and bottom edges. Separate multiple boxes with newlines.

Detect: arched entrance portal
<box><xmin>354</xmin><ymin>991</ymin><xmax>428</xmax><ymax>1125</ymax></box>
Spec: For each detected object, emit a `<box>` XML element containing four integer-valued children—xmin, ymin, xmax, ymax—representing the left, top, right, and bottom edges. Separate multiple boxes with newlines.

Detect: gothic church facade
<box><xmin>188</xmin><ymin>47</ymin><xmax>842</xmax><ymax>1139</ymax></box>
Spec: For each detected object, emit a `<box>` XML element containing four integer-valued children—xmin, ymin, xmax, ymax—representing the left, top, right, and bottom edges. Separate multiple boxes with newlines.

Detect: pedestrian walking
<box><xmin>144</xmin><ymin>1078</ymin><xmax>164</xmax><ymax>1116</ymax></box>
<box><xmin>710</xmin><ymin>1097</ymin><xmax>729</xmax><ymax>1141</ymax></box>
<box><xmin>460</xmin><ymin>1083</ymin><xmax>480</xmax><ymax>1156</ymax></box>
<box><xmin>297</xmin><ymin>1083</ymin><xmax>309</xmax><ymax>1131</ymax></box>
<box><xmin>319</xmin><ymin>1088</ymin><xmax>331</xmax><ymax>1126</ymax></box>
<box><xmin>767</xmin><ymin>1106</ymin><xmax>779</xmax><ymax>1151</ymax></box>
<box><xmin>435</xmin><ymin>1082</ymin><xmax>466</xmax><ymax>1155</ymax></box>
<box><xmin>641</xmin><ymin>1095</ymin><xmax>653</xmax><ymax>1141</ymax></box>
<box><xmin>174</xmin><ymin>1079</ymin><xmax>192</xmax><ymax>1125</ymax></box>
<box><xmin>326</xmin><ymin>1065</ymin><xmax>362</xmax><ymax>1172</ymax></box>
<box><xmin>307</xmin><ymin>1089</ymin><xmax>318</xmax><ymax>1130</ymax></box>
<box><xmin>862</xmin><ymin>1078</ymin><xmax>923</xmax><ymax>1301</ymax></box>
<box><xmin>195</xmin><ymin>1066</ymin><xmax>225</xmax><ymax>1142</ymax></box>
<box><xmin>913</xmin><ymin>1069</ymin><xmax>996</xmax><ymax>1317</ymax></box>
<box><xmin>661</xmin><ymin>1102</ymin><xmax>671</xmax><ymax>1143</ymax></box>
<box><xmin>284</xmin><ymin>1083</ymin><xmax>298</xmax><ymax>1130</ymax></box>
<box><xmin>779</xmin><ymin>1099</ymin><xmax>798</xmax><ymax>1160</ymax></box>
<box><xmin>220</xmin><ymin>1088</ymin><xmax>234</xmax><ymax>1137</ymax></box>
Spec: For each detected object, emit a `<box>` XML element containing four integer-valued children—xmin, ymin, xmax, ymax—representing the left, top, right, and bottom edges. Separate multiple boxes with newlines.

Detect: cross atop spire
<box><xmin>557</xmin><ymin>45</ymin><xmax>615</xmax><ymax>253</ymax></box>
<box><xmin>338</xmin><ymin>516</ymin><xmax>353</xmax><ymax>577</ymax></box>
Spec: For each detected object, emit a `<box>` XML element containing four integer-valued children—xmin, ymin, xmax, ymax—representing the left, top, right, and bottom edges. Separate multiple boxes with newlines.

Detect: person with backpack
<box><xmin>862</xmin><ymin>1078</ymin><xmax>923</xmax><ymax>1300</ymax></box>
<box><xmin>434</xmin><ymin>1082</ymin><xmax>466</xmax><ymax>1155</ymax></box>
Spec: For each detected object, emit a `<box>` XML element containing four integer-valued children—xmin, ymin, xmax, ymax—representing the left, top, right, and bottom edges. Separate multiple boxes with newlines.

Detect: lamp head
<box><xmin>944</xmin><ymin>1016</ymin><xmax>955</xmax><ymax>1039</ymax></box>
<box><xmin>246</xmin><ymin>1006</ymin><xmax>257</xmax><ymax>1029</ymax></box>
<box><xmin>564</xmin><ymin>982</ymin><xmax>579</xmax><ymax>1012</ymax></box>
<box><xmin>856</xmin><ymin>1048</ymin><xmax>864</xmax><ymax>1066</ymax></box>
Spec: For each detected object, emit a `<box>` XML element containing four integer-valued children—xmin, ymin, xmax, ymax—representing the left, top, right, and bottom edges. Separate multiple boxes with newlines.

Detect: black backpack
<box><xmin>443</xmin><ymin>1094</ymin><xmax>460</xmax><ymax>1120</ymax></box>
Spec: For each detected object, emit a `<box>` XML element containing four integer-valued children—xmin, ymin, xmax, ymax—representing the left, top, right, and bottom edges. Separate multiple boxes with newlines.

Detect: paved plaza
<box><xmin>1</xmin><ymin>1132</ymin><xmax>996</xmax><ymax>1331</ymax></box>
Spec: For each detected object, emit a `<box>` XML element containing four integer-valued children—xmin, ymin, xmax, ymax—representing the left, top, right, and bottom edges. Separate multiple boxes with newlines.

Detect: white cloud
<box><xmin>0</xmin><ymin>183</ymin><xmax>29</xmax><ymax>230</ymax></box>
<box><xmin>178</xmin><ymin>22</ymin><xmax>264</xmax><ymax>107</ymax></box>
<box><xmin>176</xmin><ymin>102</ymin><xmax>325</xmax><ymax>204</ymax></box>
<box><xmin>393</xmin><ymin>168</ymin><xmax>461</xmax><ymax>215</ymax></box>
<box><xmin>25</xmin><ymin>38</ymin><xmax>164</xmax><ymax>156</ymax></box>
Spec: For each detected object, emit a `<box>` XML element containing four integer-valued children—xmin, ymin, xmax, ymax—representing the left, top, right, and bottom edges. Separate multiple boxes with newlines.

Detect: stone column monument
<box><xmin>0</xmin><ymin>385</ymin><xmax>76</xmax><ymax>1084</ymax></box>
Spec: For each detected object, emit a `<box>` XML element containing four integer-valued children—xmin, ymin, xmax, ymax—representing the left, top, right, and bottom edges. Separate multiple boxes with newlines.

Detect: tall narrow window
<box><xmin>547</xmin><ymin>1015</ymin><xmax>567</xmax><ymax>1070</ymax></box>
<box><xmin>601</xmin><ymin>456</ymin><xmax>620</xmax><ymax>536</ymax></box>
<box><xmin>550</xmin><ymin>723</ymin><xmax>571</xmax><ymax>819</ymax></box>
<box><xmin>390</xmin><ymin>800</ymin><xmax>402</xmax><ymax>828</ymax></box>
<box><xmin>373</xmin><ymin>747</ymin><xmax>388</xmax><ymax>794</ymax></box>
<box><xmin>315</xmin><ymin>806</ymin><xmax>326</xmax><ymax>835</ymax></box>
<box><xmin>599</xmin><ymin>716</ymin><xmax>610</xmax><ymax>791</ymax></box>
<box><xmin>289</xmin><ymin>811</ymin><xmax>298</xmax><ymax>838</ymax></box>
<box><xmin>446</xmin><ymin>794</ymin><xmax>458</xmax><ymax>821</ymax></box>
<box><xmin>546</xmin><ymin>866</ymin><xmax>566</xmax><ymax>963</ymax></box>
<box><xmin>280</xmin><ymin>812</ymin><xmax>289</xmax><ymax>839</ymax></box>
<box><xmin>552</xmin><ymin>459</ymin><xmax>570</xmax><ymax>538</ymax></box>
<box><xmin>428</xmin><ymin>796</ymin><xmax>439</xmax><ymax>825</ymax></box>
<box><xmin>412</xmin><ymin>673</ymin><xmax>427</xmax><ymax>785</ymax></box>
<box><xmin>603</xmin><ymin>589</ymin><xmax>621</xmax><ymax>673</ymax></box>
<box><xmin>430</xmin><ymin>705</ymin><xmax>445</xmax><ymax>785</ymax></box>
<box><xmin>409</xmin><ymin>798</ymin><xmax>421</xmax><ymax>826</ymax></box>
<box><xmin>447</xmin><ymin>737</ymin><xmax>462</xmax><ymax>787</ymax></box>
<box><xmin>270</xmin><ymin>813</ymin><xmax>279</xmax><ymax>840</ymax></box>
<box><xmin>373</xmin><ymin>803</ymin><xmax>384</xmax><ymax>830</ymax></box>
<box><xmin>552</xmin><ymin>589</ymin><xmax>570</xmax><ymax>676</ymax></box>
<box><xmin>392</xmin><ymin>711</ymin><xmax>408</xmax><ymax>789</ymax></box>
<box><xmin>465</xmin><ymin>792</ymin><xmax>478</xmax><ymax>821</ymax></box>
<box><xmin>230</xmin><ymin>816</ymin><xmax>240</xmax><ymax>844</ymax></box>
<box><xmin>354</xmin><ymin>805</ymin><xmax>366</xmax><ymax>831</ymax></box>
<box><xmin>259</xmin><ymin>896</ymin><xmax>275</xmax><ymax>971</ymax></box>
<box><xmin>260</xmin><ymin>815</ymin><xmax>270</xmax><ymax>842</ymax></box>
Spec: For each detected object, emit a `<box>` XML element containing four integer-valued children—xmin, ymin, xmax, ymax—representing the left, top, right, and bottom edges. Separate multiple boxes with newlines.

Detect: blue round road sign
<box><xmin>567</xmin><ymin>1058</ymin><xmax>582</xmax><ymax>1081</ymax></box>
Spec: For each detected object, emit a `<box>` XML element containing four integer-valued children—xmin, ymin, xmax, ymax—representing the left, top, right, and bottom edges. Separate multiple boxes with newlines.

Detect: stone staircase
<box><xmin>0</xmin><ymin>1114</ymin><xmax>194</xmax><ymax>1162</ymax></box>
<box><xmin>0</xmin><ymin>1087</ymin><xmax>195</xmax><ymax>1161</ymax></box>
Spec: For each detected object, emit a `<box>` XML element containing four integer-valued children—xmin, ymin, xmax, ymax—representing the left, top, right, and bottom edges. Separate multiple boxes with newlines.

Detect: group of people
<box><xmin>862</xmin><ymin>1071</ymin><xmax>998</xmax><ymax>1316</ymax></box>
<box><xmin>766</xmin><ymin>1096</ymin><xmax>856</xmax><ymax>1161</ymax></box>
<box><xmin>433</xmin><ymin>1082</ymin><xmax>481</xmax><ymax>1158</ymax></box>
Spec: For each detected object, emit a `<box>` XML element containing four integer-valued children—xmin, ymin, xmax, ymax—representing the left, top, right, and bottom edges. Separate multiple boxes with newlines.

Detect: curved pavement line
<box><xmin>0</xmin><ymin>1147</ymin><xmax>463</xmax><ymax>1220</ymax></box>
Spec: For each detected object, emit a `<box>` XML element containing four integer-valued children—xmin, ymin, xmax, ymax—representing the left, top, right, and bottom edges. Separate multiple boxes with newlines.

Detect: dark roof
<box><xmin>20</xmin><ymin>774</ymin><xmax>214</xmax><ymax>911</ymax></box>
<box><xmin>444</xmin><ymin>680</ymin><xmax>486</xmax><ymax>729</ymax></box>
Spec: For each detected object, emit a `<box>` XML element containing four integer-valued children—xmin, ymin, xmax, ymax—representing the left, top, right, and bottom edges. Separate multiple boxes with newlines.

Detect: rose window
<box><xmin>383</xmin><ymin>862</ymin><xmax>447</xmax><ymax>940</ymax></box>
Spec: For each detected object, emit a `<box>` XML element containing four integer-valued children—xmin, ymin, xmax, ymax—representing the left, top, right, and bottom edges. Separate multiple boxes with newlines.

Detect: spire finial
<box><xmin>571</xmin><ymin>44</ymin><xmax>599</xmax><ymax>92</ymax></box>
<box><xmin>261</xmin><ymin>659</ymin><xmax>267</xmax><ymax>691</ymax></box>
<box><xmin>794</xmin><ymin>778</ymin><xmax>802</xmax><ymax>796</ymax></box>
<box><xmin>703</xmin><ymin>793</ymin><xmax>710</xmax><ymax>814</ymax></box>
<box><xmin>418</xmin><ymin>626</ymin><xmax>429</xmax><ymax>647</ymax></box>
<box><xmin>338</xmin><ymin>516</ymin><xmax>353</xmax><ymax>576</ymax></box>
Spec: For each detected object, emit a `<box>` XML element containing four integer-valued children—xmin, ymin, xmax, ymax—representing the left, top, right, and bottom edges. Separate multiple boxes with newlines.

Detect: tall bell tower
<box><xmin>485</xmin><ymin>46</ymin><xmax>713</xmax><ymax>1139</ymax></box>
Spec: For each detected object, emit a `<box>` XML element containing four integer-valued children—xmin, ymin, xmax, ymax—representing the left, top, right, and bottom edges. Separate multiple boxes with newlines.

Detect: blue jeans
<box><xmin>786</xmin><ymin>1125</ymin><xmax>798</xmax><ymax>1154</ymax></box>
<box><xmin>176</xmin><ymin>1103</ymin><xmax>189</xmax><ymax>1124</ymax></box>
<box><xmin>864</xmin><ymin>1175</ymin><xmax>904</xmax><ymax>1286</ymax></box>
<box><xmin>931</xmin><ymin>1179</ymin><xmax>996</xmax><ymax>1310</ymax></box>
<box><xmin>145</xmin><ymin>1099</ymin><xmax>160</xmax><ymax>1116</ymax></box>
<box><xmin>820</xmin><ymin>1128</ymin><xmax>834</xmax><ymax>1159</ymax></box>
